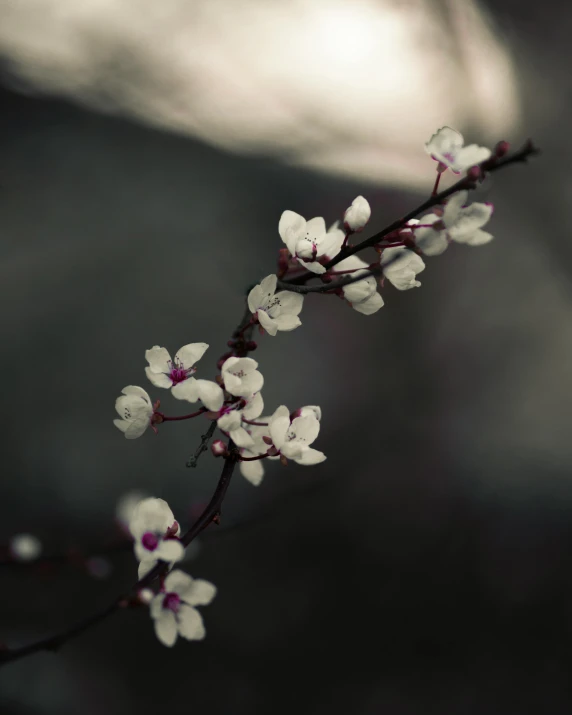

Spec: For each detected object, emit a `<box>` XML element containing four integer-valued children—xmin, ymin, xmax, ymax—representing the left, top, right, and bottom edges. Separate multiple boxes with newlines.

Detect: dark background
<box><xmin>1</xmin><ymin>0</ymin><xmax>572</xmax><ymax>712</ymax></box>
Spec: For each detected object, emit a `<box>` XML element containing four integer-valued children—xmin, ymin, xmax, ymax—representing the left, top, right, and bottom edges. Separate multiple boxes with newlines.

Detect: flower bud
<box><xmin>495</xmin><ymin>140</ymin><xmax>510</xmax><ymax>158</ymax></box>
<box><xmin>211</xmin><ymin>440</ymin><xmax>228</xmax><ymax>457</ymax></box>
<box><xmin>343</xmin><ymin>196</ymin><xmax>371</xmax><ymax>232</ymax></box>
<box><xmin>138</xmin><ymin>588</ymin><xmax>154</xmax><ymax>605</ymax></box>
<box><xmin>466</xmin><ymin>165</ymin><xmax>481</xmax><ymax>181</ymax></box>
<box><xmin>246</xmin><ymin>340</ymin><xmax>258</xmax><ymax>351</ymax></box>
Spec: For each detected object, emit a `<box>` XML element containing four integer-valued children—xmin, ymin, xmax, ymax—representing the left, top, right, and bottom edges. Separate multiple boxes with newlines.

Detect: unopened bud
<box><xmin>495</xmin><ymin>140</ymin><xmax>510</xmax><ymax>158</ymax></box>
<box><xmin>138</xmin><ymin>588</ymin><xmax>154</xmax><ymax>605</ymax></box>
<box><xmin>246</xmin><ymin>340</ymin><xmax>258</xmax><ymax>351</ymax></box>
<box><xmin>466</xmin><ymin>165</ymin><xmax>481</xmax><ymax>181</ymax></box>
<box><xmin>343</xmin><ymin>196</ymin><xmax>371</xmax><ymax>232</ymax></box>
<box><xmin>226</xmin><ymin>340</ymin><xmax>236</xmax><ymax>348</ymax></box>
<box><xmin>262</xmin><ymin>435</ymin><xmax>273</xmax><ymax>445</ymax></box>
<box><xmin>211</xmin><ymin>440</ymin><xmax>228</xmax><ymax>457</ymax></box>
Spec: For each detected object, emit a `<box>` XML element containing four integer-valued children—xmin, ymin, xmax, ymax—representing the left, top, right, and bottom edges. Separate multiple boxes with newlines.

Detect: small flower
<box><xmin>221</xmin><ymin>357</ymin><xmax>264</xmax><ymax>398</ymax></box>
<box><xmin>247</xmin><ymin>275</ymin><xmax>304</xmax><ymax>336</ymax></box>
<box><xmin>211</xmin><ymin>439</ymin><xmax>228</xmax><ymax>457</ymax></box>
<box><xmin>268</xmin><ymin>405</ymin><xmax>326</xmax><ymax>465</ymax></box>
<box><xmin>145</xmin><ymin>343</ymin><xmax>223</xmax><ymax>411</ymax></box>
<box><xmin>216</xmin><ymin>392</ymin><xmax>263</xmax><ymax>447</ymax></box>
<box><xmin>425</xmin><ymin>127</ymin><xmax>491</xmax><ymax>173</ymax></box>
<box><xmin>10</xmin><ymin>534</ymin><xmax>42</xmax><ymax>562</ymax></box>
<box><xmin>114</xmin><ymin>385</ymin><xmax>155</xmax><ymax>439</ymax></box>
<box><xmin>415</xmin><ymin>190</ymin><xmax>493</xmax><ymax>256</ymax></box>
<box><xmin>333</xmin><ymin>255</ymin><xmax>384</xmax><ymax>315</ymax></box>
<box><xmin>380</xmin><ymin>247</ymin><xmax>425</xmax><ymax>290</ymax></box>
<box><xmin>150</xmin><ymin>570</ymin><xmax>217</xmax><ymax>647</ymax></box>
<box><xmin>343</xmin><ymin>196</ymin><xmax>371</xmax><ymax>232</ymax></box>
<box><xmin>279</xmin><ymin>211</ymin><xmax>345</xmax><ymax>274</ymax></box>
<box><xmin>129</xmin><ymin>498</ymin><xmax>185</xmax><ymax>579</ymax></box>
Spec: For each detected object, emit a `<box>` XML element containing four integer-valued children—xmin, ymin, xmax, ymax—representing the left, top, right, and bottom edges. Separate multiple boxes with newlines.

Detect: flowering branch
<box><xmin>1</xmin><ymin>126</ymin><xmax>540</xmax><ymax>663</ymax></box>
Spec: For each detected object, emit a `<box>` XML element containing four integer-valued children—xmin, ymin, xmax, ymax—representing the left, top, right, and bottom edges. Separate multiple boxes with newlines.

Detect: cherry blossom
<box><xmin>279</xmin><ymin>211</ymin><xmax>345</xmax><ymax>274</ymax></box>
<box><xmin>221</xmin><ymin>357</ymin><xmax>264</xmax><ymax>397</ymax></box>
<box><xmin>268</xmin><ymin>405</ymin><xmax>326</xmax><ymax>465</ymax></box>
<box><xmin>149</xmin><ymin>570</ymin><xmax>217</xmax><ymax>647</ymax></box>
<box><xmin>380</xmin><ymin>247</ymin><xmax>425</xmax><ymax>290</ymax></box>
<box><xmin>415</xmin><ymin>190</ymin><xmax>494</xmax><ymax>256</ymax></box>
<box><xmin>216</xmin><ymin>392</ymin><xmax>263</xmax><ymax>448</ymax></box>
<box><xmin>239</xmin><ymin>418</ymin><xmax>274</xmax><ymax>486</ymax></box>
<box><xmin>333</xmin><ymin>255</ymin><xmax>384</xmax><ymax>315</ymax></box>
<box><xmin>425</xmin><ymin>127</ymin><xmax>491</xmax><ymax>173</ymax></box>
<box><xmin>343</xmin><ymin>196</ymin><xmax>371</xmax><ymax>232</ymax></box>
<box><xmin>145</xmin><ymin>343</ymin><xmax>223</xmax><ymax>411</ymax></box>
<box><xmin>247</xmin><ymin>275</ymin><xmax>304</xmax><ymax>336</ymax></box>
<box><xmin>129</xmin><ymin>498</ymin><xmax>185</xmax><ymax>579</ymax></box>
<box><xmin>113</xmin><ymin>385</ymin><xmax>155</xmax><ymax>439</ymax></box>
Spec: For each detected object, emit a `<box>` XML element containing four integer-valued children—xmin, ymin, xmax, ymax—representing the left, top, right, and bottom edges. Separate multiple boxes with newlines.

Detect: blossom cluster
<box><xmin>112</xmin><ymin>125</ymin><xmax>501</xmax><ymax>649</ymax></box>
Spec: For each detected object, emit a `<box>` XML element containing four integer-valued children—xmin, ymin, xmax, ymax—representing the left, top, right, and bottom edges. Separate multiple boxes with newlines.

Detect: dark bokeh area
<box><xmin>1</xmin><ymin>1</ymin><xmax>572</xmax><ymax>713</ymax></box>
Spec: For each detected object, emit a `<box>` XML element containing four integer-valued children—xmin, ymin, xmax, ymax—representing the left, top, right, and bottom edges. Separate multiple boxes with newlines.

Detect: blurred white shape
<box><xmin>0</xmin><ymin>0</ymin><xmax>520</xmax><ymax>187</ymax></box>
<box><xmin>115</xmin><ymin>489</ymin><xmax>148</xmax><ymax>531</ymax></box>
<box><xmin>9</xmin><ymin>533</ymin><xmax>42</xmax><ymax>561</ymax></box>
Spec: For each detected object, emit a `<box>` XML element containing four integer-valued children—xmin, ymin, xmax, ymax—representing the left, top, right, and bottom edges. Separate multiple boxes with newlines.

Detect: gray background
<box><xmin>1</xmin><ymin>0</ymin><xmax>572</xmax><ymax>713</ymax></box>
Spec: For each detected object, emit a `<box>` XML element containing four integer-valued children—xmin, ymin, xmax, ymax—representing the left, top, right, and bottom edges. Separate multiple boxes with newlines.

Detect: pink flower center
<box><xmin>167</xmin><ymin>359</ymin><xmax>196</xmax><ymax>385</ymax></box>
<box><xmin>163</xmin><ymin>592</ymin><xmax>181</xmax><ymax>613</ymax></box>
<box><xmin>141</xmin><ymin>531</ymin><xmax>159</xmax><ymax>551</ymax></box>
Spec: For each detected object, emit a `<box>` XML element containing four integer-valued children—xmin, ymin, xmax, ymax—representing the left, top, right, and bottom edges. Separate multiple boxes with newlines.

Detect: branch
<box><xmin>277</xmin><ymin>266</ymin><xmax>381</xmax><ymax>294</ymax></box>
<box><xmin>283</xmin><ymin>139</ymin><xmax>540</xmax><ymax>286</ymax></box>
<box><xmin>186</xmin><ymin>420</ymin><xmax>217</xmax><ymax>468</ymax></box>
<box><xmin>0</xmin><ymin>442</ymin><xmax>238</xmax><ymax>667</ymax></box>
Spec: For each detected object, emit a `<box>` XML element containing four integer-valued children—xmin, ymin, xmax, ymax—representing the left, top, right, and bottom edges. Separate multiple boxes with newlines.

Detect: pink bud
<box><xmin>495</xmin><ymin>140</ymin><xmax>510</xmax><ymax>158</ymax></box>
<box><xmin>246</xmin><ymin>340</ymin><xmax>258</xmax><ymax>351</ymax></box>
<box><xmin>211</xmin><ymin>440</ymin><xmax>228</xmax><ymax>457</ymax></box>
<box><xmin>466</xmin><ymin>165</ymin><xmax>481</xmax><ymax>181</ymax></box>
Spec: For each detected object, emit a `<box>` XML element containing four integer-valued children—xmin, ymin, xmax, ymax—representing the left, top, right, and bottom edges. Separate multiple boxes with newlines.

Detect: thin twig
<box><xmin>186</xmin><ymin>420</ymin><xmax>217</xmax><ymax>468</ymax></box>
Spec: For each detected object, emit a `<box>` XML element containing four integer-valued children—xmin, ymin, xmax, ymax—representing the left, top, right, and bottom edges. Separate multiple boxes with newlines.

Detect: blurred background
<box><xmin>0</xmin><ymin>0</ymin><xmax>571</xmax><ymax>712</ymax></box>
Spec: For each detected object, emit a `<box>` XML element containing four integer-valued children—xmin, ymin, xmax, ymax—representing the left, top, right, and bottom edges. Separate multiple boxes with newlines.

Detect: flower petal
<box><xmin>157</xmin><ymin>539</ymin><xmax>185</xmax><ymax>563</ymax></box>
<box><xmin>459</xmin><ymin>229</ymin><xmax>494</xmax><ymax>246</ymax></box>
<box><xmin>297</xmin><ymin>258</ymin><xmax>326</xmax><ymax>275</ymax></box>
<box><xmin>177</xmin><ymin>604</ymin><xmax>206</xmax><ymax>640</ymax></box>
<box><xmin>145</xmin><ymin>367</ymin><xmax>173</xmax><ymax>389</ymax></box>
<box><xmin>231</xmin><ymin>427</ymin><xmax>255</xmax><ymax>448</ymax></box>
<box><xmin>272</xmin><ymin>314</ymin><xmax>302</xmax><ymax>332</ymax></box>
<box><xmin>352</xmin><ymin>292</ymin><xmax>384</xmax><ymax>315</ymax></box>
<box><xmin>174</xmin><ymin>342</ymin><xmax>209</xmax><ymax>368</ymax></box>
<box><xmin>290</xmin><ymin>415</ymin><xmax>320</xmax><ymax>445</ymax></box>
<box><xmin>171</xmin><ymin>377</ymin><xmax>200</xmax><ymax>403</ymax></box>
<box><xmin>279</xmin><ymin>211</ymin><xmax>306</xmax><ymax>255</ymax></box>
<box><xmin>154</xmin><ymin>610</ymin><xmax>178</xmax><ymax>647</ymax></box>
<box><xmin>269</xmin><ymin>405</ymin><xmax>290</xmax><ymax>449</ymax></box>
<box><xmin>295</xmin><ymin>447</ymin><xmax>327</xmax><ymax>465</ymax></box>
<box><xmin>181</xmin><ymin>578</ymin><xmax>217</xmax><ymax>607</ymax></box>
<box><xmin>145</xmin><ymin>346</ymin><xmax>172</xmax><ymax>373</ymax></box>
<box><xmin>240</xmin><ymin>458</ymin><xmax>265</xmax><ymax>486</ymax></box>
<box><xmin>130</xmin><ymin>498</ymin><xmax>175</xmax><ymax>539</ymax></box>
<box><xmin>196</xmin><ymin>380</ymin><xmax>224</xmax><ymax>411</ymax></box>
<box><xmin>274</xmin><ymin>290</ymin><xmax>304</xmax><ymax>316</ymax></box>
<box><xmin>258</xmin><ymin>310</ymin><xmax>278</xmax><ymax>336</ymax></box>
<box><xmin>243</xmin><ymin>392</ymin><xmax>264</xmax><ymax>419</ymax></box>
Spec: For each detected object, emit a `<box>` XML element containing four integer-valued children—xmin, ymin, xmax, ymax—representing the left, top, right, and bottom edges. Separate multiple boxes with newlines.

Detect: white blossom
<box><xmin>333</xmin><ymin>255</ymin><xmax>384</xmax><ymax>315</ymax></box>
<box><xmin>239</xmin><ymin>418</ymin><xmax>273</xmax><ymax>486</ymax></box>
<box><xmin>113</xmin><ymin>385</ymin><xmax>154</xmax><ymax>439</ymax></box>
<box><xmin>116</xmin><ymin>490</ymin><xmax>149</xmax><ymax>530</ymax></box>
<box><xmin>343</xmin><ymin>196</ymin><xmax>371</xmax><ymax>232</ymax></box>
<box><xmin>145</xmin><ymin>343</ymin><xmax>223</xmax><ymax>411</ymax></box>
<box><xmin>415</xmin><ymin>190</ymin><xmax>494</xmax><ymax>256</ymax></box>
<box><xmin>247</xmin><ymin>275</ymin><xmax>304</xmax><ymax>336</ymax></box>
<box><xmin>221</xmin><ymin>357</ymin><xmax>264</xmax><ymax>397</ymax></box>
<box><xmin>10</xmin><ymin>534</ymin><xmax>42</xmax><ymax>561</ymax></box>
<box><xmin>279</xmin><ymin>211</ymin><xmax>345</xmax><ymax>274</ymax></box>
<box><xmin>129</xmin><ymin>498</ymin><xmax>185</xmax><ymax>579</ymax></box>
<box><xmin>380</xmin><ymin>247</ymin><xmax>425</xmax><ymax>290</ymax></box>
<box><xmin>150</xmin><ymin>570</ymin><xmax>216</xmax><ymax>647</ymax></box>
<box><xmin>425</xmin><ymin>127</ymin><xmax>491</xmax><ymax>173</ymax></box>
<box><xmin>268</xmin><ymin>405</ymin><xmax>326</xmax><ymax>465</ymax></box>
<box><xmin>216</xmin><ymin>392</ymin><xmax>263</xmax><ymax>448</ymax></box>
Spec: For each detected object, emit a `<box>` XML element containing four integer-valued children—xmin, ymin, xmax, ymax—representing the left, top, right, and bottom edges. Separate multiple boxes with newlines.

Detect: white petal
<box><xmin>138</xmin><ymin>558</ymin><xmax>158</xmax><ymax>579</ymax></box>
<box><xmin>272</xmin><ymin>314</ymin><xmax>302</xmax><ymax>332</ymax></box>
<box><xmin>280</xmin><ymin>442</ymin><xmax>304</xmax><ymax>460</ymax></box>
<box><xmin>269</xmin><ymin>405</ymin><xmax>290</xmax><ymax>450</ymax></box>
<box><xmin>145</xmin><ymin>346</ymin><xmax>172</xmax><ymax>373</ymax></box>
<box><xmin>448</xmin><ymin>203</ymin><xmax>493</xmax><ymax>241</ymax></box>
<box><xmin>459</xmin><ymin>229</ymin><xmax>494</xmax><ymax>246</ymax></box>
<box><xmin>130</xmin><ymin>498</ymin><xmax>175</xmax><ymax>539</ymax></box>
<box><xmin>181</xmin><ymin>578</ymin><xmax>217</xmax><ymax>607</ymax></box>
<box><xmin>343</xmin><ymin>278</ymin><xmax>376</xmax><ymax>304</ymax></box>
<box><xmin>306</xmin><ymin>216</ymin><xmax>326</xmax><ymax>236</ymax></box>
<box><xmin>177</xmin><ymin>604</ymin><xmax>206</xmax><ymax>640</ymax></box>
<box><xmin>343</xmin><ymin>196</ymin><xmax>371</xmax><ymax>231</ymax></box>
<box><xmin>124</xmin><ymin>416</ymin><xmax>152</xmax><ymax>439</ymax></box>
<box><xmin>222</xmin><ymin>372</ymin><xmax>243</xmax><ymax>395</ymax></box>
<box><xmin>278</xmin><ymin>211</ymin><xmax>306</xmax><ymax>256</ymax></box>
<box><xmin>298</xmin><ymin>406</ymin><xmax>322</xmax><ymax>421</ymax></box>
<box><xmin>230</xmin><ymin>426</ymin><xmax>255</xmax><ymax>448</ymax></box>
<box><xmin>121</xmin><ymin>386</ymin><xmax>152</xmax><ymax>403</ymax></box>
<box><xmin>240</xmin><ymin>458</ymin><xmax>265</xmax><ymax>486</ymax></box>
<box><xmin>290</xmin><ymin>415</ymin><xmax>320</xmax><ymax>445</ymax></box>
<box><xmin>247</xmin><ymin>283</ymin><xmax>263</xmax><ymax>313</ymax></box>
<box><xmin>259</xmin><ymin>274</ymin><xmax>278</xmax><ymax>302</ymax></box>
<box><xmin>297</xmin><ymin>258</ymin><xmax>326</xmax><ymax>275</ymax></box>
<box><xmin>452</xmin><ymin>144</ymin><xmax>492</xmax><ymax>171</ymax></box>
<box><xmin>144</xmin><ymin>367</ymin><xmax>173</xmax><ymax>389</ymax></box>
<box><xmin>274</xmin><ymin>291</ymin><xmax>304</xmax><ymax>316</ymax></box>
<box><xmin>164</xmin><ymin>570</ymin><xmax>193</xmax><ymax>594</ymax></box>
<box><xmin>157</xmin><ymin>539</ymin><xmax>185</xmax><ymax>563</ymax></box>
<box><xmin>295</xmin><ymin>447</ymin><xmax>327</xmax><ymax>466</ymax></box>
<box><xmin>217</xmin><ymin>412</ymin><xmax>242</xmax><ymax>432</ymax></box>
<box><xmin>150</xmin><ymin>593</ymin><xmax>165</xmax><ymax>620</ymax></box>
<box><xmin>171</xmin><ymin>376</ymin><xmax>200</xmax><ymax>403</ymax></box>
<box><xmin>196</xmin><ymin>380</ymin><xmax>224</xmax><ymax>411</ymax></box>
<box><xmin>174</xmin><ymin>342</ymin><xmax>209</xmax><ymax>368</ymax></box>
<box><xmin>415</xmin><ymin>227</ymin><xmax>448</xmax><ymax>257</ymax></box>
<box><xmin>258</xmin><ymin>309</ymin><xmax>278</xmax><ymax>336</ymax></box>
<box><xmin>113</xmin><ymin>418</ymin><xmax>129</xmax><ymax>434</ymax></box>
<box><xmin>243</xmin><ymin>392</ymin><xmax>264</xmax><ymax>419</ymax></box>
<box><xmin>318</xmin><ymin>228</ymin><xmax>345</xmax><ymax>259</ymax></box>
<box><xmin>352</xmin><ymin>292</ymin><xmax>384</xmax><ymax>315</ymax></box>
<box><xmin>154</xmin><ymin>610</ymin><xmax>178</xmax><ymax>647</ymax></box>
<box><xmin>442</xmin><ymin>191</ymin><xmax>467</xmax><ymax>226</ymax></box>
